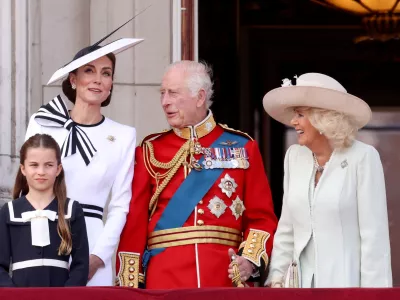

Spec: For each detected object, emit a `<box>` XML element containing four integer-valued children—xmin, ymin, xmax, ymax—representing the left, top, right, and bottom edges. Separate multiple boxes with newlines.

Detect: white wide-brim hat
<box><xmin>262</xmin><ymin>73</ymin><xmax>372</xmax><ymax>129</ymax></box>
<box><xmin>47</xmin><ymin>38</ymin><xmax>143</xmax><ymax>85</ymax></box>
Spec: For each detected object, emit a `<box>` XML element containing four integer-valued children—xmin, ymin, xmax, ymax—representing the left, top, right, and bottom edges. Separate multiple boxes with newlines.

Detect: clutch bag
<box><xmin>283</xmin><ymin>261</ymin><xmax>299</xmax><ymax>288</ymax></box>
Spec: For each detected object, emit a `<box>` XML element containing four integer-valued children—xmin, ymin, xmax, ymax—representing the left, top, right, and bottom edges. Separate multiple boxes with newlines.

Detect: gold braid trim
<box><xmin>219</xmin><ymin>123</ymin><xmax>254</xmax><ymax>141</ymax></box>
<box><xmin>143</xmin><ymin>140</ymin><xmax>191</xmax><ymax>216</ymax></box>
<box><xmin>139</xmin><ymin>129</ymin><xmax>172</xmax><ymax>147</ymax></box>
<box><xmin>117</xmin><ymin>252</ymin><xmax>140</xmax><ymax>288</ymax></box>
<box><xmin>231</xmin><ymin>259</ymin><xmax>245</xmax><ymax>288</ymax></box>
<box><xmin>240</xmin><ymin>229</ymin><xmax>270</xmax><ymax>268</ymax></box>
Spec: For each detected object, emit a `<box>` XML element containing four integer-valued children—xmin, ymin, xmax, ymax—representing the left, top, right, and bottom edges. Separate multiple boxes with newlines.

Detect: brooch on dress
<box><xmin>107</xmin><ymin>135</ymin><xmax>116</xmax><ymax>142</ymax></box>
<box><xmin>341</xmin><ymin>159</ymin><xmax>348</xmax><ymax>169</ymax></box>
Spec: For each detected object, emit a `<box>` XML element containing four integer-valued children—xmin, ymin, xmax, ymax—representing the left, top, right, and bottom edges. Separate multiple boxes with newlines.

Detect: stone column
<box><xmin>0</xmin><ymin>0</ymin><xmax>29</xmax><ymax>207</ymax></box>
<box><xmin>89</xmin><ymin>0</ymin><xmax>170</xmax><ymax>142</ymax></box>
<box><xmin>131</xmin><ymin>0</ymin><xmax>171</xmax><ymax>141</ymax></box>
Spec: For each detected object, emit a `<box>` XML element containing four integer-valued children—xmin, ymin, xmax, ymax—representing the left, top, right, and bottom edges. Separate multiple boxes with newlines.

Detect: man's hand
<box><xmin>88</xmin><ymin>254</ymin><xmax>105</xmax><ymax>281</ymax></box>
<box><xmin>227</xmin><ymin>248</ymin><xmax>255</xmax><ymax>283</ymax></box>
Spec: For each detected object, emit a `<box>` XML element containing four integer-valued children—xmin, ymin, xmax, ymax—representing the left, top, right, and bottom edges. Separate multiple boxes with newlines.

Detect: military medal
<box><xmin>231</xmin><ymin>159</ymin><xmax>239</xmax><ymax>168</ymax></box>
<box><xmin>237</xmin><ymin>158</ymin><xmax>250</xmax><ymax>169</ymax></box>
<box><xmin>230</xmin><ymin>196</ymin><xmax>246</xmax><ymax>220</ymax></box>
<box><xmin>203</xmin><ymin>157</ymin><xmax>214</xmax><ymax>169</ymax></box>
<box><xmin>201</xmin><ymin>146</ymin><xmax>250</xmax><ymax>170</ymax></box>
<box><xmin>207</xmin><ymin>196</ymin><xmax>227</xmax><ymax>218</ymax></box>
<box><xmin>218</xmin><ymin>174</ymin><xmax>238</xmax><ymax>198</ymax></box>
<box><xmin>191</xmin><ymin>159</ymin><xmax>202</xmax><ymax>171</ymax></box>
<box><xmin>214</xmin><ymin>160</ymin><xmax>222</xmax><ymax>168</ymax></box>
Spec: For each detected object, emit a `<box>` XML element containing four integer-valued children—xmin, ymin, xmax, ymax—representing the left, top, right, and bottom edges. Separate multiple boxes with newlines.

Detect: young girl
<box><xmin>0</xmin><ymin>134</ymin><xmax>89</xmax><ymax>287</ymax></box>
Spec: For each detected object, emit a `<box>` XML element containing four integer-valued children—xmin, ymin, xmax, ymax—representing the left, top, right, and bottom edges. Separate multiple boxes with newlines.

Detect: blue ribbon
<box><xmin>142</xmin><ymin>131</ymin><xmax>249</xmax><ymax>269</ymax></box>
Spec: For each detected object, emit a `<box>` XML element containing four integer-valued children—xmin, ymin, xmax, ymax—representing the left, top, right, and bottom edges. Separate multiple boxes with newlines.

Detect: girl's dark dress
<box><xmin>0</xmin><ymin>196</ymin><xmax>89</xmax><ymax>287</ymax></box>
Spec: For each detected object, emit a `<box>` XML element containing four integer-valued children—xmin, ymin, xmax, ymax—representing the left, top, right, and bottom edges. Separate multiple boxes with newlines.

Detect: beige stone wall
<box><xmin>0</xmin><ymin>0</ymin><xmax>173</xmax><ymax>205</ymax></box>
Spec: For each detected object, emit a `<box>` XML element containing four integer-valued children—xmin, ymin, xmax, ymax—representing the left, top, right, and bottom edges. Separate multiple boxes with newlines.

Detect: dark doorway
<box><xmin>199</xmin><ymin>0</ymin><xmax>400</xmax><ymax>286</ymax></box>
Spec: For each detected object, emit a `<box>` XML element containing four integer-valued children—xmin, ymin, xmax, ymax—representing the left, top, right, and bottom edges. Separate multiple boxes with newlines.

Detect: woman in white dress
<box><xmin>25</xmin><ymin>38</ymin><xmax>143</xmax><ymax>286</ymax></box>
<box><xmin>262</xmin><ymin>73</ymin><xmax>392</xmax><ymax>288</ymax></box>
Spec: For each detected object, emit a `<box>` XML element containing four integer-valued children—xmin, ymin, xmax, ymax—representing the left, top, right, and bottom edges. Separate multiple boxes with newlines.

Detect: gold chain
<box><xmin>146</xmin><ymin>140</ymin><xmax>190</xmax><ymax>170</ymax></box>
<box><xmin>148</xmin><ymin>155</ymin><xmax>186</xmax><ymax>216</ymax></box>
<box><xmin>143</xmin><ymin>140</ymin><xmax>192</xmax><ymax>216</ymax></box>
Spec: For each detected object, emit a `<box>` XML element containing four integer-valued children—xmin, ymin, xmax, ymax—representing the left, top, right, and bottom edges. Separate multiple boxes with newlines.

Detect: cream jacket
<box><xmin>266</xmin><ymin>141</ymin><xmax>392</xmax><ymax>287</ymax></box>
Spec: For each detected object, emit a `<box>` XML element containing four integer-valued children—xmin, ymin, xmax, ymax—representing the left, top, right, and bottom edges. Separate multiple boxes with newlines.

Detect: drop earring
<box><xmin>72</xmin><ymin>83</ymin><xmax>76</xmax><ymax>90</ymax></box>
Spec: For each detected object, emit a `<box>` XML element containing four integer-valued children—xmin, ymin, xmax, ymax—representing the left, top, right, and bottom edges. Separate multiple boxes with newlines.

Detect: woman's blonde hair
<box><xmin>304</xmin><ymin>107</ymin><xmax>358</xmax><ymax>150</ymax></box>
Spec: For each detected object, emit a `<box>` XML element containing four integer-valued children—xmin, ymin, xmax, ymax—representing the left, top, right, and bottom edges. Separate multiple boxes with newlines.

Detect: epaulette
<box><xmin>139</xmin><ymin>129</ymin><xmax>173</xmax><ymax>146</ymax></box>
<box><xmin>219</xmin><ymin>123</ymin><xmax>254</xmax><ymax>141</ymax></box>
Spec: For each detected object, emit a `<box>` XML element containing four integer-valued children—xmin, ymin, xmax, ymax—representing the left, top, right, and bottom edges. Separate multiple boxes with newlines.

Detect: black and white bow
<box><xmin>34</xmin><ymin>95</ymin><xmax>97</xmax><ymax>165</ymax></box>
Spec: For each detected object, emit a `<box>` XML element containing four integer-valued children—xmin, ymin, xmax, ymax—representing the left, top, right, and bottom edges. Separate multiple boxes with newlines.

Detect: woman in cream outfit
<box><xmin>263</xmin><ymin>73</ymin><xmax>392</xmax><ymax>288</ymax></box>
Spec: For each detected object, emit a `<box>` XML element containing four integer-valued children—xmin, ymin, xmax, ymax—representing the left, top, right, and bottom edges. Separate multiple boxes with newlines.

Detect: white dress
<box><xmin>25</xmin><ymin>101</ymin><xmax>136</xmax><ymax>286</ymax></box>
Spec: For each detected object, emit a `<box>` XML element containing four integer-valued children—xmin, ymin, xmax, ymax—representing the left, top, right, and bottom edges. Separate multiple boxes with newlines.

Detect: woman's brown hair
<box><xmin>62</xmin><ymin>45</ymin><xmax>116</xmax><ymax>107</ymax></box>
<box><xmin>13</xmin><ymin>134</ymin><xmax>72</xmax><ymax>255</ymax></box>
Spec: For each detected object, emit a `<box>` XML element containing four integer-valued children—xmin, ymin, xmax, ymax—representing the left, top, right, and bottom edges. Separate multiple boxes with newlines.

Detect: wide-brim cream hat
<box><xmin>262</xmin><ymin>73</ymin><xmax>372</xmax><ymax>129</ymax></box>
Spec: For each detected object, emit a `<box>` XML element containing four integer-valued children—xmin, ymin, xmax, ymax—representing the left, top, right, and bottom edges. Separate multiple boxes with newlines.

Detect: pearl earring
<box><xmin>319</xmin><ymin>131</ymin><xmax>323</xmax><ymax>135</ymax></box>
<box><xmin>72</xmin><ymin>84</ymin><xmax>76</xmax><ymax>90</ymax></box>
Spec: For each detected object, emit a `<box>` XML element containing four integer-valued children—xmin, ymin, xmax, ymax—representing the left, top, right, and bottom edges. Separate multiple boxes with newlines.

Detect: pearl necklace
<box><xmin>313</xmin><ymin>153</ymin><xmax>325</xmax><ymax>173</ymax></box>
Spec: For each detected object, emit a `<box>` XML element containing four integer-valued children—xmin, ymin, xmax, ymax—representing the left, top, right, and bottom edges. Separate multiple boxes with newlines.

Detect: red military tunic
<box><xmin>117</xmin><ymin>112</ymin><xmax>277</xmax><ymax>289</ymax></box>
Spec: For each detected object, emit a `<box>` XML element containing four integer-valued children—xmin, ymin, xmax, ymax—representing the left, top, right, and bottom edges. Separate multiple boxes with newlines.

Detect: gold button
<box><xmin>253</xmin><ymin>233</ymin><xmax>258</xmax><ymax>237</ymax></box>
<box><xmin>129</xmin><ymin>267</ymin><xmax>135</xmax><ymax>273</ymax></box>
<box><xmin>198</xmin><ymin>209</ymin><xmax>204</xmax><ymax>214</ymax></box>
<box><xmin>197</xmin><ymin>220</ymin><xmax>204</xmax><ymax>226</ymax></box>
<box><xmin>199</xmin><ymin>200</ymin><xmax>203</xmax><ymax>205</ymax></box>
<box><xmin>252</xmin><ymin>239</ymin><xmax>256</xmax><ymax>242</ymax></box>
<box><xmin>128</xmin><ymin>282</ymin><xmax>134</xmax><ymax>287</ymax></box>
<box><xmin>248</xmin><ymin>249</ymin><xmax>253</xmax><ymax>253</ymax></box>
<box><xmin>250</xmin><ymin>244</ymin><xmax>255</xmax><ymax>248</ymax></box>
<box><xmin>129</xmin><ymin>275</ymin><xmax>134</xmax><ymax>280</ymax></box>
<box><xmin>129</xmin><ymin>259</ymin><xmax>135</xmax><ymax>265</ymax></box>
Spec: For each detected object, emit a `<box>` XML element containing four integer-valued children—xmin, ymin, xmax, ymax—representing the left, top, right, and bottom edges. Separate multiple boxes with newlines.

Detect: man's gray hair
<box><xmin>165</xmin><ymin>60</ymin><xmax>214</xmax><ymax>108</ymax></box>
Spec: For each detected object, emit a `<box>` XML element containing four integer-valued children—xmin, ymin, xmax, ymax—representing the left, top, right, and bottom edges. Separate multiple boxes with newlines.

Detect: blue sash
<box><xmin>142</xmin><ymin>131</ymin><xmax>249</xmax><ymax>268</ymax></box>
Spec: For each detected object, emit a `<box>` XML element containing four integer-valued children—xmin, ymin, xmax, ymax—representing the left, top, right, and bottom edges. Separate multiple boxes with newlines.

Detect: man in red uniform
<box><xmin>116</xmin><ymin>60</ymin><xmax>277</xmax><ymax>289</ymax></box>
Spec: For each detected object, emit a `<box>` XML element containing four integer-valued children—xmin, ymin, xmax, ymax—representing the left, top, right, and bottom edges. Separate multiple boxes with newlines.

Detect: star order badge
<box><xmin>207</xmin><ymin>196</ymin><xmax>227</xmax><ymax>218</ymax></box>
<box><xmin>230</xmin><ymin>196</ymin><xmax>245</xmax><ymax>220</ymax></box>
<box><xmin>218</xmin><ymin>174</ymin><xmax>238</xmax><ymax>198</ymax></box>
